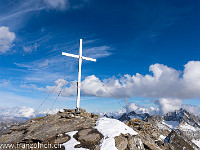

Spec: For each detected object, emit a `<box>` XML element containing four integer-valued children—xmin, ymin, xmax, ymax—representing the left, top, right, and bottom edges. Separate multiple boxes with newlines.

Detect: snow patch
<box><xmin>157</xmin><ymin>122</ymin><xmax>172</xmax><ymax>131</ymax></box>
<box><xmin>179</xmin><ymin>123</ymin><xmax>199</xmax><ymax>131</ymax></box>
<box><xmin>158</xmin><ymin>135</ymin><xmax>166</xmax><ymax>141</ymax></box>
<box><xmin>62</xmin><ymin>131</ymin><xmax>88</xmax><ymax>150</ymax></box>
<box><xmin>192</xmin><ymin>139</ymin><xmax>200</xmax><ymax>148</ymax></box>
<box><xmin>59</xmin><ymin>109</ymin><xmax>65</xmax><ymax>113</ymax></box>
<box><xmin>95</xmin><ymin>117</ymin><xmax>137</xmax><ymax>150</ymax></box>
<box><xmin>162</xmin><ymin>121</ymin><xmax>179</xmax><ymax>129</ymax></box>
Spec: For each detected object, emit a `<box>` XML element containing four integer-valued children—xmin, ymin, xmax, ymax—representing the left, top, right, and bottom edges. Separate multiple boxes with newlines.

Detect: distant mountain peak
<box><xmin>164</xmin><ymin>108</ymin><xmax>189</xmax><ymax>123</ymax></box>
<box><xmin>164</xmin><ymin>108</ymin><xmax>200</xmax><ymax>129</ymax></box>
<box><xmin>118</xmin><ymin>110</ymin><xmax>150</xmax><ymax>122</ymax></box>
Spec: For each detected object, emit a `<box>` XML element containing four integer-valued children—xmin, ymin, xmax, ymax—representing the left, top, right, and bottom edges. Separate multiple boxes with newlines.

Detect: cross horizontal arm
<box><xmin>62</xmin><ymin>52</ymin><xmax>79</xmax><ymax>58</ymax></box>
<box><xmin>62</xmin><ymin>52</ymin><xmax>96</xmax><ymax>62</ymax></box>
<box><xmin>82</xmin><ymin>56</ymin><xmax>96</xmax><ymax>62</ymax></box>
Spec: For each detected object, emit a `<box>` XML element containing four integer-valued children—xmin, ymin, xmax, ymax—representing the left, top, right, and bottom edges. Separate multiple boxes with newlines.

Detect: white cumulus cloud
<box><xmin>153</xmin><ymin>98</ymin><xmax>200</xmax><ymax>116</ymax></box>
<box><xmin>154</xmin><ymin>98</ymin><xmax>182</xmax><ymax>115</ymax></box>
<box><xmin>0</xmin><ymin>26</ymin><xmax>15</xmax><ymax>54</ymax></box>
<box><xmin>18</xmin><ymin>107</ymin><xmax>35</xmax><ymax>118</ymax></box>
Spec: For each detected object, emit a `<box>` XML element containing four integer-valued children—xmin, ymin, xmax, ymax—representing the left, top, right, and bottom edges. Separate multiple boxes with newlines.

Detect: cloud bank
<box><xmin>123</xmin><ymin>97</ymin><xmax>200</xmax><ymax>116</ymax></box>
<box><xmin>43</xmin><ymin>61</ymin><xmax>200</xmax><ymax>99</ymax></box>
<box><xmin>0</xmin><ymin>106</ymin><xmax>61</xmax><ymax>118</ymax></box>
<box><xmin>154</xmin><ymin>98</ymin><xmax>200</xmax><ymax>116</ymax></box>
<box><xmin>108</xmin><ymin>98</ymin><xmax>200</xmax><ymax>117</ymax></box>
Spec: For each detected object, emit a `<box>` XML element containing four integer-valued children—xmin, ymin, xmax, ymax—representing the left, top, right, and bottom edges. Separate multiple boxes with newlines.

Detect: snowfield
<box><xmin>95</xmin><ymin>117</ymin><xmax>138</xmax><ymax>150</ymax></box>
<box><xmin>158</xmin><ymin>135</ymin><xmax>166</xmax><ymax>141</ymax></box>
<box><xmin>162</xmin><ymin>120</ymin><xmax>179</xmax><ymax>129</ymax></box>
<box><xmin>156</xmin><ymin>121</ymin><xmax>172</xmax><ymax>131</ymax></box>
<box><xmin>179</xmin><ymin>123</ymin><xmax>199</xmax><ymax>131</ymax></box>
<box><xmin>192</xmin><ymin>139</ymin><xmax>200</xmax><ymax>148</ymax></box>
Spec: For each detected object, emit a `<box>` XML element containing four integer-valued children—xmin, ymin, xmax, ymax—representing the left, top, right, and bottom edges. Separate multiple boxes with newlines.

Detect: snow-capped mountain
<box><xmin>118</xmin><ymin>110</ymin><xmax>150</xmax><ymax>122</ymax></box>
<box><xmin>164</xmin><ymin>108</ymin><xmax>200</xmax><ymax>127</ymax></box>
<box><xmin>162</xmin><ymin>108</ymin><xmax>200</xmax><ymax>145</ymax></box>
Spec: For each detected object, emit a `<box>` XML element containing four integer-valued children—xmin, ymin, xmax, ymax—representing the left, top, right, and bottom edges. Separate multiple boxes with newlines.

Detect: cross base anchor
<box><xmin>75</xmin><ymin>107</ymin><xmax>80</xmax><ymax>114</ymax></box>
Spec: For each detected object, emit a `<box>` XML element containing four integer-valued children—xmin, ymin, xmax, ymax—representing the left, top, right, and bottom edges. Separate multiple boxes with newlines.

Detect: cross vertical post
<box><xmin>77</xmin><ymin>39</ymin><xmax>82</xmax><ymax>112</ymax></box>
<box><xmin>62</xmin><ymin>39</ymin><xmax>96</xmax><ymax>113</ymax></box>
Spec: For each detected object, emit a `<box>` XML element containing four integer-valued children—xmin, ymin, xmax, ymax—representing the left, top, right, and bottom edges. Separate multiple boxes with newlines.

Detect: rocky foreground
<box><xmin>0</xmin><ymin>108</ymin><xmax>200</xmax><ymax>150</ymax></box>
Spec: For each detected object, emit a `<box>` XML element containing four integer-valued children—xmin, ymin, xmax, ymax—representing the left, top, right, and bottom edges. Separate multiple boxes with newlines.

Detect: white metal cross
<box><xmin>62</xmin><ymin>39</ymin><xmax>96</xmax><ymax>112</ymax></box>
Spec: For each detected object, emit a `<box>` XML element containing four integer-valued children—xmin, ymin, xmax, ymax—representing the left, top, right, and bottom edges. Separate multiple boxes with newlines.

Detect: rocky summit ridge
<box><xmin>0</xmin><ymin>108</ymin><xmax>200</xmax><ymax>150</ymax></box>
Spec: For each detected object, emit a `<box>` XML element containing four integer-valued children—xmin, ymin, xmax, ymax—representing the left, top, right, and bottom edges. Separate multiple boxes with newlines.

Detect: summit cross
<box><xmin>62</xmin><ymin>39</ymin><xmax>96</xmax><ymax>112</ymax></box>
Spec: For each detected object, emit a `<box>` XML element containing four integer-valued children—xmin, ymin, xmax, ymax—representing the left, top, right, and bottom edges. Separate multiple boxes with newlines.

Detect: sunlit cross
<box><xmin>62</xmin><ymin>39</ymin><xmax>96</xmax><ymax>113</ymax></box>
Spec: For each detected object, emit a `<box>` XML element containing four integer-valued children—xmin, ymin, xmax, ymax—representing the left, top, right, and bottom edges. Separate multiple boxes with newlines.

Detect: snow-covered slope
<box><xmin>162</xmin><ymin>120</ymin><xmax>179</xmax><ymax>129</ymax></box>
<box><xmin>62</xmin><ymin>117</ymin><xmax>138</xmax><ymax>150</ymax></box>
<box><xmin>95</xmin><ymin>117</ymin><xmax>137</xmax><ymax>150</ymax></box>
<box><xmin>192</xmin><ymin>139</ymin><xmax>200</xmax><ymax>148</ymax></box>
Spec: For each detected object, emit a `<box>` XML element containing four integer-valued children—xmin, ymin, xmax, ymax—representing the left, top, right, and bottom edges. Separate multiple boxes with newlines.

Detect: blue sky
<box><xmin>0</xmin><ymin>0</ymin><xmax>200</xmax><ymax>116</ymax></box>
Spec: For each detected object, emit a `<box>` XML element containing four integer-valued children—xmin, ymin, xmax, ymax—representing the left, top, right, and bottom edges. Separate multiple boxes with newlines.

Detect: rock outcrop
<box><xmin>118</xmin><ymin>109</ymin><xmax>200</xmax><ymax>150</ymax></box>
<box><xmin>0</xmin><ymin>109</ymin><xmax>100</xmax><ymax>150</ymax></box>
<box><xmin>164</xmin><ymin>130</ymin><xmax>194</xmax><ymax>150</ymax></box>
